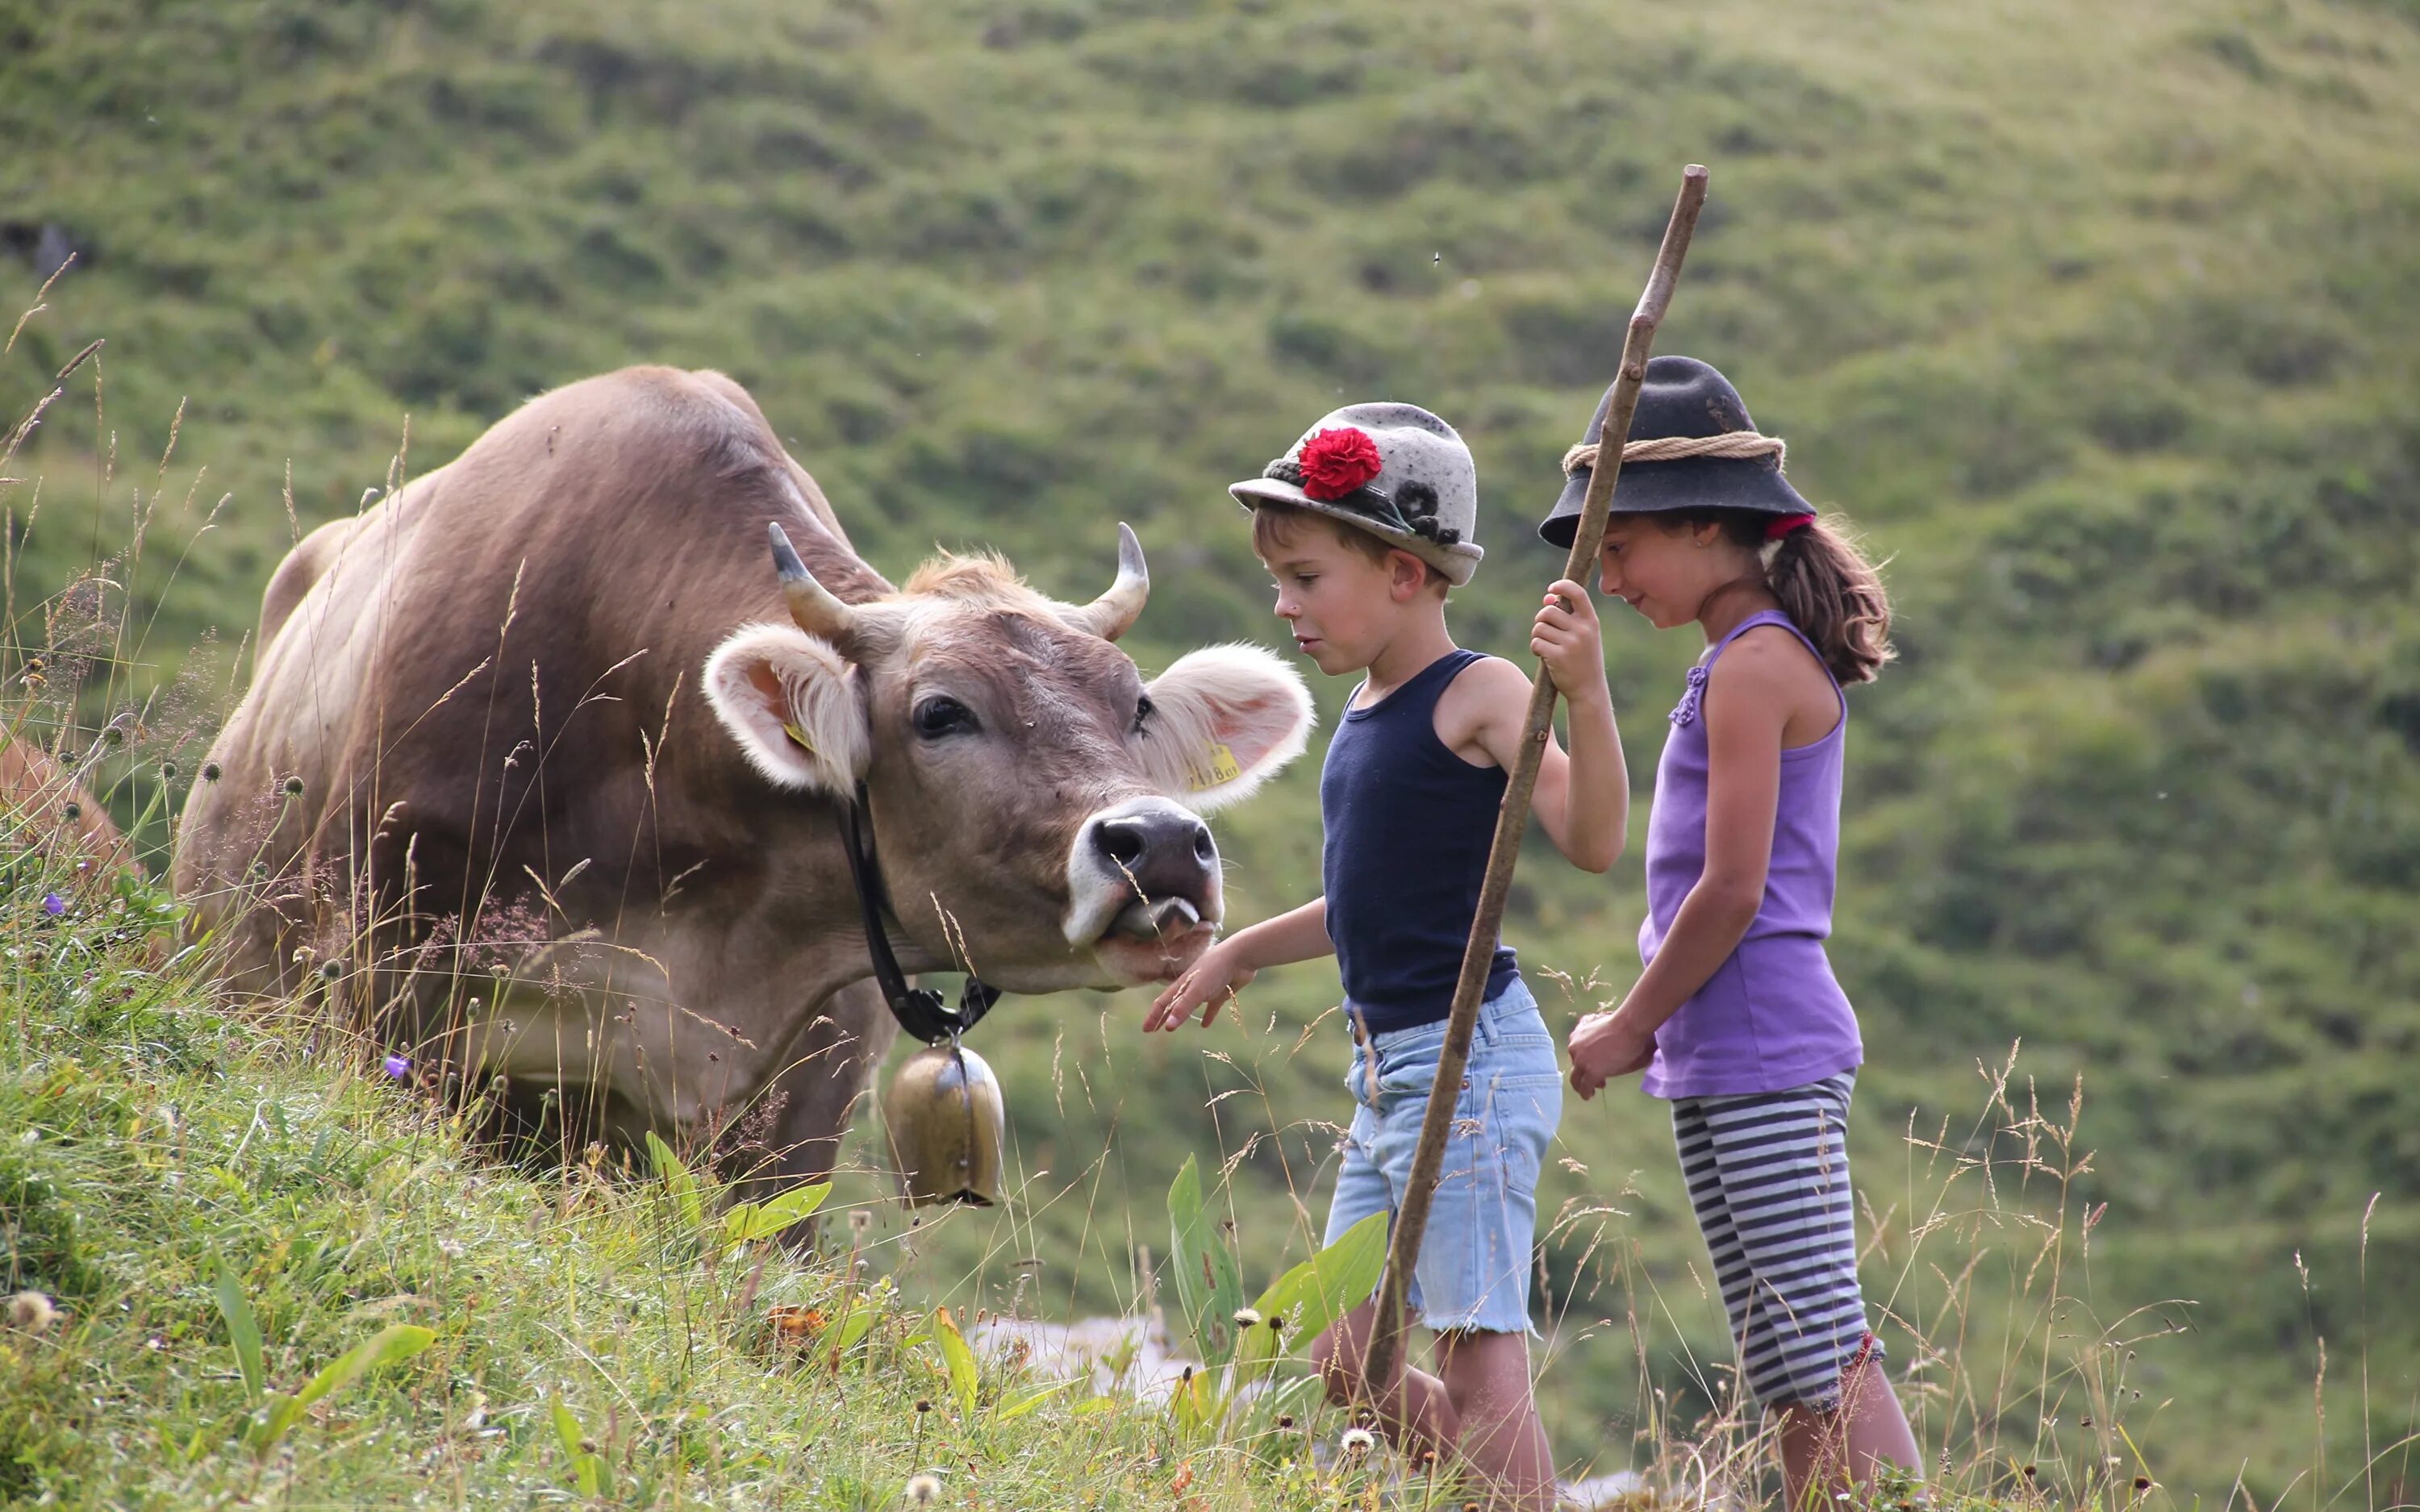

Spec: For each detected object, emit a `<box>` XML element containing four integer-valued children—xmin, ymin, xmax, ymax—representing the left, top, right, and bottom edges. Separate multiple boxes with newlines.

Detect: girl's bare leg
<box><xmin>1775</xmin><ymin>1347</ymin><xmax>1921</xmax><ymax>1507</ymax></box>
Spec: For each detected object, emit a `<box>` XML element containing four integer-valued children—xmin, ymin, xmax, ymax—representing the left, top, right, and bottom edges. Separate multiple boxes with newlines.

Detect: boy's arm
<box><xmin>1443</xmin><ymin>581</ymin><xmax>1628</xmax><ymax>873</ymax></box>
<box><xmin>1142</xmin><ymin>896</ymin><xmax>1332</xmax><ymax>1032</ymax></box>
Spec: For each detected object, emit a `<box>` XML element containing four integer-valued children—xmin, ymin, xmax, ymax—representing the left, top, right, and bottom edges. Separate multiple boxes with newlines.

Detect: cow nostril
<box><xmin>1095</xmin><ymin>818</ymin><xmax>1146</xmax><ymax>868</ymax></box>
<box><xmin>1191</xmin><ymin>824</ymin><xmax>1214</xmax><ymax>864</ymax></box>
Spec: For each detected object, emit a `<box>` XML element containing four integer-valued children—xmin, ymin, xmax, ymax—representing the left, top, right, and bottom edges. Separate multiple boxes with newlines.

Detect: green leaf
<box><xmin>293</xmin><ymin>1323</ymin><xmax>434</xmax><ymax>1410</ymax></box>
<box><xmin>552</xmin><ymin>1397</ymin><xmax>604</xmax><ymax>1497</ymax></box>
<box><xmin>1166</xmin><ymin>1154</ymin><xmax>1246</xmax><ymax>1367</ymax></box>
<box><xmin>933</xmin><ymin>1306</ymin><xmax>978</xmax><ymax>1419</ymax></box>
<box><xmin>724</xmin><ymin>1181</ymin><xmax>830</xmax><ymax>1243</ymax></box>
<box><xmin>645</xmin><ymin>1131</ymin><xmax>705</xmax><ymax>1237</ymax></box>
<box><xmin>213</xmin><ymin>1265</ymin><xmax>265</xmax><ymax>1406</ymax></box>
<box><xmin>992</xmin><ymin>1379</ymin><xmax>1066</xmax><ymax>1422</ymax></box>
<box><xmin>826</xmin><ymin>1299</ymin><xmax>878</xmax><ymax>1360</ymax></box>
<box><xmin>1254</xmin><ymin>1210</ymin><xmax>1387</xmax><ymax>1351</ymax></box>
<box><xmin>246</xmin><ymin>1325</ymin><xmax>434</xmax><ymax>1453</ymax></box>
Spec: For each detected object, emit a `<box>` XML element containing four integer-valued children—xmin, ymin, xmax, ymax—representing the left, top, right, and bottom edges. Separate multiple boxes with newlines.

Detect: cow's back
<box><xmin>175</xmin><ymin>366</ymin><xmax>883</xmax><ymax>993</ymax></box>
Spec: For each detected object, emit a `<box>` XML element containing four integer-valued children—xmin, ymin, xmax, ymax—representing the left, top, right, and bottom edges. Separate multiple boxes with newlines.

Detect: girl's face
<box><xmin>1595</xmin><ymin>516</ymin><xmax>1750</xmax><ymax>630</ymax></box>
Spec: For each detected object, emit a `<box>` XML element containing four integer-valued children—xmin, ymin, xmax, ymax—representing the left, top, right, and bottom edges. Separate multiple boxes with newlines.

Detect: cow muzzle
<box><xmin>1065</xmin><ymin>796</ymin><xmax>1222</xmax><ymax>976</ymax></box>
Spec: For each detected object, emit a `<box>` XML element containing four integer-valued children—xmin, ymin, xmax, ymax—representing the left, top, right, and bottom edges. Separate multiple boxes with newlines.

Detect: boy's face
<box><xmin>1258</xmin><ymin>522</ymin><xmax>1423</xmax><ymax>677</ymax></box>
<box><xmin>1596</xmin><ymin>516</ymin><xmax>1737</xmax><ymax>630</ymax></box>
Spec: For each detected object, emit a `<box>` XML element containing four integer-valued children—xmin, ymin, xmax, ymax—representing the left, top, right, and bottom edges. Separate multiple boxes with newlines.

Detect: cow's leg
<box><xmin>724</xmin><ymin>979</ymin><xmax>895</xmax><ymax>1225</ymax></box>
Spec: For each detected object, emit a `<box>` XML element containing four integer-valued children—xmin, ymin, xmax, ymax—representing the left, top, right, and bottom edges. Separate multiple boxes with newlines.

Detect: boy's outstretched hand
<box><xmin>1530</xmin><ymin>579</ymin><xmax>1608</xmax><ymax>706</ymax></box>
<box><xmin>1143</xmin><ymin>937</ymin><xmax>1258</xmax><ymax>1032</ymax></box>
<box><xmin>1567</xmin><ymin>1010</ymin><xmax>1655</xmax><ymax>1098</ymax></box>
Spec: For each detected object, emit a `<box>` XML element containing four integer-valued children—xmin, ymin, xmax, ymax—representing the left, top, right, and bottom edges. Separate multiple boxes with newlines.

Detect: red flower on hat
<box><xmin>1296</xmin><ymin>427</ymin><xmax>1383</xmax><ymax>502</ymax></box>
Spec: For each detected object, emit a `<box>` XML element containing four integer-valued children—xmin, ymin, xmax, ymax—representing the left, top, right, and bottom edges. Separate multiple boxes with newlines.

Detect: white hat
<box><xmin>1229</xmin><ymin>402</ymin><xmax>1484</xmax><ymax>585</ymax></box>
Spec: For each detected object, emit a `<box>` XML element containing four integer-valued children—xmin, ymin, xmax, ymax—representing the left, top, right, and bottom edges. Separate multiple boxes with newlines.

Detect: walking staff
<box><xmin>1358</xmin><ymin>163</ymin><xmax>1712</xmax><ymax>1393</ymax></box>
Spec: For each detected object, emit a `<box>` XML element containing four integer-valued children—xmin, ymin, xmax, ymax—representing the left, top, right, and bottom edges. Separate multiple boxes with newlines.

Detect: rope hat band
<box><xmin>1537</xmin><ymin>357</ymin><xmax>1813</xmax><ymax>548</ymax></box>
<box><xmin>1560</xmin><ymin>430</ymin><xmax>1788</xmax><ymax>477</ymax></box>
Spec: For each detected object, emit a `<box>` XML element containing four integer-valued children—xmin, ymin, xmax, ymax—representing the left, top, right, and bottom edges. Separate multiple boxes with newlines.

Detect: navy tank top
<box><xmin>1321</xmin><ymin>648</ymin><xmax>1521</xmax><ymax>1034</ymax></box>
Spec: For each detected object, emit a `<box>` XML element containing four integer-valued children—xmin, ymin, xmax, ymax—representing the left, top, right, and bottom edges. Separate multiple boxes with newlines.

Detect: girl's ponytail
<box><xmin>1759</xmin><ymin>516</ymin><xmax>1893</xmax><ymax>684</ymax></box>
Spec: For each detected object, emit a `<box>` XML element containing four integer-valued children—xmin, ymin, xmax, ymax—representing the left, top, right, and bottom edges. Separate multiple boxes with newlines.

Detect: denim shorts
<box><xmin>1321</xmin><ymin>977</ymin><xmax>1564</xmax><ymax>1335</ymax></box>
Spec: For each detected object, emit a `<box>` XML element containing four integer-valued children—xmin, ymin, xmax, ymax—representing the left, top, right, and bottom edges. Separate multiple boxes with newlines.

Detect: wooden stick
<box><xmin>1358</xmin><ymin>164</ymin><xmax>1709</xmax><ymax>1395</ymax></box>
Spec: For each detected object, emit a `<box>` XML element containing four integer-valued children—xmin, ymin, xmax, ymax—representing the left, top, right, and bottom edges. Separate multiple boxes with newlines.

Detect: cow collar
<box><xmin>840</xmin><ymin>781</ymin><xmax>1001</xmax><ymax>1045</ymax></box>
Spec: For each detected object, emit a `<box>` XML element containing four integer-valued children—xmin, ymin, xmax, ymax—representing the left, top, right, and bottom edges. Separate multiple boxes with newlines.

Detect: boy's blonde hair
<box><xmin>1250</xmin><ymin>504</ymin><xmax>1448</xmax><ymax>590</ymax></box>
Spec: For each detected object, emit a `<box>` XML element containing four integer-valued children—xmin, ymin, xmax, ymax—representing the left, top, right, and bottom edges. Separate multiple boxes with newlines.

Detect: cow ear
<box><xmin>1137</xmin><ymin>644</ymin><xmax>1315</xmax><ymax>812</ymax></box>
<box><xmin>704</xmin><ymin>625</ymin><xmax>870</xmax><ymax>796</ymax></box>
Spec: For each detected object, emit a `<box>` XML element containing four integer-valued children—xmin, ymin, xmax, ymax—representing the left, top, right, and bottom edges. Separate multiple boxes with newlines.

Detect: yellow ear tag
<box><xmin>1190</xmin><ymin>743</ymin><xmax>1242</xmax><ymax>792</ymax></box>
<box><xmin>781</xmin><ymin>719</ymin><xmax>818</xmax><ymax>756</ymax></box>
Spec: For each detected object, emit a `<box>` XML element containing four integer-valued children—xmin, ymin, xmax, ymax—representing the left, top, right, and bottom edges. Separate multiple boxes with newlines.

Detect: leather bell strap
<box><xmin>841</xmin><ymin>781</ymin><xmax>1000</xmax><ymax>1044</ymax></box>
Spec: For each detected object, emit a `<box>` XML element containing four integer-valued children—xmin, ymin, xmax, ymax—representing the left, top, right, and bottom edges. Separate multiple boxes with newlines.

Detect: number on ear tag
<box><xmin>1189</xmin><ymin>743</ymin><xmax>1242</xmax><ymax>791</ymax></box>
<box><xmin>782</xmin><ymin>719</ymin><xmax>817</xmax><ymax>756</ymax></box>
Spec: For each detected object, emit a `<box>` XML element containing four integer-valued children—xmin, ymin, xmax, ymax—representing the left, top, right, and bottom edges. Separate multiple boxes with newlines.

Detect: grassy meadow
<box><xmin>6</xmin><ymin>0</ymin><xmax>2420</xmax><ymax>1503</ymax></box>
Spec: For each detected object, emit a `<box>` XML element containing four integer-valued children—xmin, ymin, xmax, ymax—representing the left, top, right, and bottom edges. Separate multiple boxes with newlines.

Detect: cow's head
<box><xmin>703</xmin><ymin>523</ymin><xmax>1312</xmax><ymax>992</ymax></box>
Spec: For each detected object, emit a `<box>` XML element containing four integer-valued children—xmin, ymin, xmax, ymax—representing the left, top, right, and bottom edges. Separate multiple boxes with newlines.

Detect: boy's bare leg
<box><xmin>1312</xmin><ymin>1302</ymin><xmax>1458</xmax><ymax>1465</ymax></box>
<box><xmin>1775</xmin><ymin>1347</ymin><xmax>1921</xmax><ymax>1507</ymax></box>
<box><xmin>1433</xmin><ymin>1327</ymin><xmax>1556</xmax><ymax>1511</ymax></box>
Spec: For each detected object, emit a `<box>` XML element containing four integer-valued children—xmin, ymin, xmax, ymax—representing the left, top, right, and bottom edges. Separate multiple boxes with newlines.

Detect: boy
<box><xmin>1145</xmin><ymin>403</ymin><xmax>1628</xmax><ymax>1510</ymax></box>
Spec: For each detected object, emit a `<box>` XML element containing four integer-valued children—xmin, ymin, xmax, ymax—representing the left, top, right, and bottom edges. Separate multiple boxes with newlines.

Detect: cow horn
<box><xmin>1066</xmin><ymin>523</ymin><xmax>1150</xmax><ymax>642</ymax></box>
<box><xmin>767</xmin><ymin>522</ymin><xmax>862</xmax><ymax>651</ymax></box>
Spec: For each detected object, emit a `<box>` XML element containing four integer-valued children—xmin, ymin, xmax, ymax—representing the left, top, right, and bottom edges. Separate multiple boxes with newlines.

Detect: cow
<box><xmin>172</xmin><ymin>365</ymin><xmax>1312</xmax><ymax>1198</ymax></box>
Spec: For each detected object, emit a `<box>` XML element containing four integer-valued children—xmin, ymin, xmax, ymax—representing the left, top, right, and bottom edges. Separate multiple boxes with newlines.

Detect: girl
<box><xmin>1543</xmin><ymin>356</ymin><xmax>1921</xmax><ymax>1501</ymax></box>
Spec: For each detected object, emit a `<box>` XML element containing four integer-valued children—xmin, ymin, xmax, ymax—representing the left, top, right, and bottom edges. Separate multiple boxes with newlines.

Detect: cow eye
<box><xmin>1132</xmin><ymin>694</ymin><xmax>1154</xmax><ymax>735</ymax></box>
<box><xmin>912</xmin><ymin>696</ymin><xmax>978</xmax><ymax>738</ymax></box>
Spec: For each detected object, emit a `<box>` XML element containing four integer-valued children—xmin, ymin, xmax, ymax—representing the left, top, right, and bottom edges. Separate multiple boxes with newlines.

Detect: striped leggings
<box><xmin>1673</xmin><ymin>1070</ymin><xmax>1879</xmax><ymax>1410</ymax></box>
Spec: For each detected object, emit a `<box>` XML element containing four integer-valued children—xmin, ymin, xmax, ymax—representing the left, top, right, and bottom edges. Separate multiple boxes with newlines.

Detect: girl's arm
<box><xmin>1142</xmin><ymin>896</ymin><xmax>1331</xmax><ymax>1031</ymax></box>
<box><xmin>1568</xmin><ymin>635</ymin><xmax>1792</xmax><ymax>1098</ymax></box>
<box><xmin>1445</xmin><ymin>581</ymin><xmax>1629</xmax><ymax>873</ymax></box>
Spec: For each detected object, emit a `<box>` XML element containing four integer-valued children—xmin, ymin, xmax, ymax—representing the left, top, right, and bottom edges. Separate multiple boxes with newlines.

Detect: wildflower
<box><xmin>60</xmin><ymin>802</ymin><xmax>79</xmax><ymax>822</ymax></box>
<box><xmin>41</xmin><ymin>893</ymin><xmax>65</xmax><ymax>917</ymax></box>
<box><xmin>320</xmin><ymin>960</ymin><xmax>342</xmax><ymax>981</ymax></box>
<box><xmin>382</xmin><ymin>1054</ymin><xmax>411</xmax><ymax>1080</ymax></box>
<box><xmin>161</xmin><ymin>761</ymin><xmax>177</xmax><ymax>780</ymax></box>
<box><xmin>914</xmin><ymin>1399</ymin><xmax>932</xmax><ymax>1415</ymax></box>
<box><xmin>282</xmin><ymin>776</ymin><xmax>306</xmax><ymax>798</ymax></box>
<box><xmin>202</xmin><ymin>761</ymin><xmax>221</xmax><ymax>782</ymax></box>
<box><xmin>1233</xmin><ymin>1308</ymin><xmax>1262</xmax><ymax>1329</ymax></box>
<box><xmin>1339</xmin><ymin>1427</ymin><xmax>1375</xmax><ymax>1460</ymax></box>
<box><xmin>2134</xmin><ymin>1477</ymin><xmax>2153</xmax><ymax>1491</ymax></box>
<box><xmin>903</xmin><ymin>1472</ymin><xmax>942</xmax><ymax>1503</ymax></box>
<box><xmin>1276</xmin><ymin>1415</ymin><xmax>1295</xmax><ymax>1430</ymax></box>
<box><xmin>6</xmin><ymin>1291</ymin><xmax>56</xmax><ymax>1333</ymax></box>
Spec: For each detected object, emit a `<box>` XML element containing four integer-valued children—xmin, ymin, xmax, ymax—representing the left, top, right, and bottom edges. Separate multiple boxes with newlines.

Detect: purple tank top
<box><xmin>1638</xmin><ymin>610</ymin><xmax>1863</xmax><ymax>1099</ymax></box>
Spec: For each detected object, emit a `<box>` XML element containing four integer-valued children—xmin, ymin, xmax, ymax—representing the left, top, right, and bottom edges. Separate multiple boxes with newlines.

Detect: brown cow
<box><xmin>173</xmin><ymin>366</ymin><xmax>1312</xmax><ymax>1195</ymax></box>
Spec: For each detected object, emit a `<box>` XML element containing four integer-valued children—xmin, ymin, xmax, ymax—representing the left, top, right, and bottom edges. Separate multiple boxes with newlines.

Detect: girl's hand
<box><xmin>1567</xmin><ymin>1010</ymin><xmax>1655</xmax><ymax>1099</ymax></box>
<box><xmin>1531</xmin><ymin>580</ymin><xmax>1610</xmax><ymax>709</ymax></box>
<box><xmin>1143</xmin><ymin>939</ymin><xmax>1258</xmax><ymax>1032</ymax></box>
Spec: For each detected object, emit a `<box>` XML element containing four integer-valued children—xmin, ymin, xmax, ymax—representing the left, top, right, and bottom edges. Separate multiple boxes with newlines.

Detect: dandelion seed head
<box><xmin>904</xmin><ymin>1472</ymin><xmax>942</xmax><ymax>1503</ymax></box>
<box><xmin>1340</xmin><ymin>1427</ymin><xmax>1375</xmax><ymax>1457</ymax></box>
<box><xmin>6</xmin><ymin>1291</ymin><xmax>57</xmax><ymax>1333</ymax></box>
<box><xmin>1232</xmin><ymin>1308</ymin><xmax>1262</xmax><ymax>1329</ymax></box>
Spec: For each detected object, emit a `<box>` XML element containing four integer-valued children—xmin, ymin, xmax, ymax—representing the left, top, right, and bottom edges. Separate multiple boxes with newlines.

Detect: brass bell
<box><xmin>883</xmin><ymin>1041</ymin><xmax>1006</xmax><ymax>1208</ymax></box>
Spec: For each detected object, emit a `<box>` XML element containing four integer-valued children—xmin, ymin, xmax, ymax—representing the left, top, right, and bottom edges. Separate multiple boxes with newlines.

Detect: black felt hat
<box><xmin>1537</xmin><ymin>356</ymin><xmax>1811</xmax><ymax>549</ymax></box>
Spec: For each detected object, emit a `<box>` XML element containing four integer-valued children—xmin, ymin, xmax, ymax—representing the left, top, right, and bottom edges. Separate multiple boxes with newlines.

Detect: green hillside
<box><xmin>6</xmin><ymin>0</ymin><xmax>2420</xmax><ymax>1501</ymax></box>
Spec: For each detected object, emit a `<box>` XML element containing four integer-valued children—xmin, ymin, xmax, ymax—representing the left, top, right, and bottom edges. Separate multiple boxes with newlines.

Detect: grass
<box><xmin>6</xmin><ymin>0</ymin><xmax>2420</xmax><ymax>1499</ymax></box>
<box><xmin>4</xmin><ymin>772</ymin><xmax>2403</xmax><ymax>1508</ymax></box>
